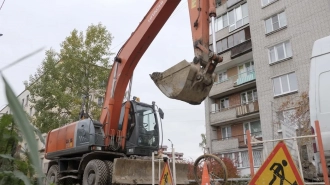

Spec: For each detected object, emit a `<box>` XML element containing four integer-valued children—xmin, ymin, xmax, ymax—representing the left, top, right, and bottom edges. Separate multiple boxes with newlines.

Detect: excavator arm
<box><xmin>100</xmin><ymin>0</ymin><xmax>222</xmax><ymax>148</ymax></box>
<box><xmin>150</xmin><ymin>0</ymin><xmax>222</xmax><ymax>104</ymax></box>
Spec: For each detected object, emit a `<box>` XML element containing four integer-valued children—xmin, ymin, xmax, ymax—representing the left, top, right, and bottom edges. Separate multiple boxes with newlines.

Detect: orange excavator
<box><xmin>44</xmin><ymin>0</ymin><xmax>223</xmax><ymax>184</ymax></box>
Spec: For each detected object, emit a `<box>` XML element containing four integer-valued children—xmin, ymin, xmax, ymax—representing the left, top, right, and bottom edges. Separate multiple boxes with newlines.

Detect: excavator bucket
<box><xmin>112</xmin><ymin>158</ymin><xmax>189</xmax><ymax>184</ymax></box>
<box><xmin>150</xmin><ymin>60</ymin><xmax>214</xmax><ymax>105</ymax></box>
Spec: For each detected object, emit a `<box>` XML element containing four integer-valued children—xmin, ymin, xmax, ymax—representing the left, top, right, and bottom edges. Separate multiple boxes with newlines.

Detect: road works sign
<box><xmin>159</xmin><ymin>161</ymin><xmax>173</xmax><ymax>185</ymax></box>
<box><xmin>250</xmin><ymin>141</ymin><xmax>304</xmax><ymax>185</ymax></box>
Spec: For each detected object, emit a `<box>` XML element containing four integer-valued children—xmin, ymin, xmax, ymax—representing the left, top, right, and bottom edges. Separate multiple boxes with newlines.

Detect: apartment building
<box><xmin>248</xmin><ymin>0</ymin><xmax>330</xmax><ymax>163</ymax></box>
<box><xmin>205</xmin><ymin>0</ymin><xmax>330</xmax><ymax>176</ymax></box>
<box><xmin>206</xmin><ymin>0</ymin><xmax>262</xmax><ymax>176</ymax></box>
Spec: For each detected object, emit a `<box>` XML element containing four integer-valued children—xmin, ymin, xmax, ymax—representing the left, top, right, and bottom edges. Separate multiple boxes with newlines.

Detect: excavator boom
<box><xmin>100</xmin><ymin>0</ymin><xmax>181</xmax><ymax>147</ymax></box>
<box><xmin>101</xmin><ymin>0</ymin><xmax>222</xmax><ymax>147</ymax></box>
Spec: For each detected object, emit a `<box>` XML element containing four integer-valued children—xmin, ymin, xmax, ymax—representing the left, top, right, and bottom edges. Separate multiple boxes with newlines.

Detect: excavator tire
<box><xmin>46</xmin><ymin>164</ymin><xmax>65</xmax><ymax>185</ymax></box>
<box><xmin>82</xmin><ymin>159</ymin><xmax>108</xmax><ymax>185</ymax></box>
<box><xmin>104</xmin><ymin>160</ymin><xmax>113</xmax><ymax>184</ymax></box>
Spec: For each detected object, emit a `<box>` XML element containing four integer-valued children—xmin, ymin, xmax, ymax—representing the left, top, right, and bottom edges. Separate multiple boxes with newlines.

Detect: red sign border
<box><xmin>249</xmin><ymin>141</ymin><xmax>304</xmax><ymax>185</ymax></box>
<box><xmin>159</xmin><ymin>161</ymin><xmax>173</xmax><ymax>185</ymax></box>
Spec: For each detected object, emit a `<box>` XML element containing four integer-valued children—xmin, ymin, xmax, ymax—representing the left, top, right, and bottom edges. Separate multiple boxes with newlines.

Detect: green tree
<box><xmin>199</xmin><ymin>133</ymin><xmax>207</xmax><ymax>152</ymax></box>
<box><xmin>28</xmin><ymin>23</ymin><xmax>113</xmax><ymax>133</ymax></box>
<box><xmin>0</xmin><ymin>114</ymin><xmax>33</xmax><ymax>185</ymax></box>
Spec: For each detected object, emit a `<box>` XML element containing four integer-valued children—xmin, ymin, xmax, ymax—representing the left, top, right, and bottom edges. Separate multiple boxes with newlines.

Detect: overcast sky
<box><xmin>0</xmin><ymin>0</ymin><xmax>207</xmax><ymax>160</ymax></box>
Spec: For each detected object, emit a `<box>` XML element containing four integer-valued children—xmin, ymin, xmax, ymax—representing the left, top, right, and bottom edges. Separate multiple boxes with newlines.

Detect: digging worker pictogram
<box><xmin>269</xmin><ymin>160</ymin><xmax>297</xmax><ymax>185</ymax></box>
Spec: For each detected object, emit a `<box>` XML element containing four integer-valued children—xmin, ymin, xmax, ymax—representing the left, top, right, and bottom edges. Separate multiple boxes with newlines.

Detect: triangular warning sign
<box><xmin>159</xmin><ymin>161</ymin><xmax>173</xmax><ymax>185</ymax></box>
<box><xmin>250</xmin><ymin>141</ymin><xmax>304</xmax><ymax>185</ymax></box>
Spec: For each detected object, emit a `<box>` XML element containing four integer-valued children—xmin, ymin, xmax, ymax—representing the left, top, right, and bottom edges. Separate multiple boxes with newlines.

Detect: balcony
<box><xmin>227</xmin><ymin>0</ymin><xmax>243</xmax><ymax>8</ymax></box>
<box><xmin>209</xmin><ymin>71</ymin><xmax>256</xmax><ymax>98</ymax></box>
<box><xmin>210</xmin><ymin>101</ymin><xmax>259</xmax><ymax>126</ymax></box>
<box><xmin>236</xmin><ymin>101</ymin><xmax>259</xmax><ymax>117</ymax></box>
<box><xmin>211</xmin><ymin>132</ymin><xmax>263</xmax><ymax>152</ymax></box>
<box><xmin>231</xmin><ymin>40</ymin><xmax>252</xmax><ymax>59</ymax></box>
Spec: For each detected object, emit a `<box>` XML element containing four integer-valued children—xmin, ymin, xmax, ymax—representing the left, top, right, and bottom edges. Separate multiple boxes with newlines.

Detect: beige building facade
<box><xmin>205</xmin><ymin>0</ymin><xmax>330</xmax><ymax>176</ymax></box>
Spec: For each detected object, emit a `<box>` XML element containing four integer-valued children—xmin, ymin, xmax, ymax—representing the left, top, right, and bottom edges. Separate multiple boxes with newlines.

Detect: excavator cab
<box><xmin>118</xmin><ymin>99</ymin><xmax>161</xmax><ymax>156</ymax></box>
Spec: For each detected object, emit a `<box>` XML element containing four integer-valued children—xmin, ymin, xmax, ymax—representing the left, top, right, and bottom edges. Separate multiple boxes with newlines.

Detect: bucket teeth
<box><xmin>150</xmin><ymin>72</ymin><xmax>163</xmax><ymax>82</ymax></box>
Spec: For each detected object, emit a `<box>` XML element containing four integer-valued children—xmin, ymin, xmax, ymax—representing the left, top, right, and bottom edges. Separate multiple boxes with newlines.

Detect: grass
<box><xmin>0</xmin><ymin>48</ymin><xmax>45</xmax><ymax>185</ymax></box>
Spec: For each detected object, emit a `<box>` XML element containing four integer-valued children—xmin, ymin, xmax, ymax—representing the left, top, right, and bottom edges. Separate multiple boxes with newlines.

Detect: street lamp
<box><xmin>0</xmin><ymin>34</ymin><xmax>3</xmax><ymax>37</ymax></box>
<box><xmin>168</xmin><ymin>139</ymin><xmax>176</xmax><ymax>185</ymax></box>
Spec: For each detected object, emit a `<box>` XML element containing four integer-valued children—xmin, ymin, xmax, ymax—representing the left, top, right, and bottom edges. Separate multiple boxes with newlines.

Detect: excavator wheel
<box><xmin>104</xmin><ymin>160</ymin><xmax>113</xmax><ymax>184</ymax></box>
<box><xmin>82</xmin><ymin>159</ymin><xmax>108</xmax><ymax>185</ymax></box>
<box><xmin>46</xmin><ymin>164</ymin><xmax>65</xmax><ymax>185</ymax></box>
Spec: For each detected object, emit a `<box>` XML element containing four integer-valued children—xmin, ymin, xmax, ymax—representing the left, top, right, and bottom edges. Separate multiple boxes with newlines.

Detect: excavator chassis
<box><xmin>44</xmin><ymin>151</ymin><xmax>189</xmax><ymax>185</ymax></box>
<box><xmin>113</xmin><ymin>158</ymin><xmax>189</xmax><ymax>184</ymax></box>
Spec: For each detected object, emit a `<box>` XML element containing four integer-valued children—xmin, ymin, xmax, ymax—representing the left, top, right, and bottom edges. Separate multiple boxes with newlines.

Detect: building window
<box><xmin>97</xmin><ymin>97</ymin><xmax>104</xmax><ymax>107</ymax></box>
<box><xmin>240</xmin><ymin>150</ymin><xmax>262</xmax><ymax>167</ymax></box>
<box><xmin>218</xmin><ymin>71</ymin><xmax>228</xmax><ymax>83</ymax></box>
<box><xmin>209</xmin><ymin>13</ymin><xmax>229</xmax><ymax>35</ymax></box>
<box><xmin>221</xmin><ymin>151</ymin><xmax>262</xmax><ymax>168</ymax></box>
<box><xmin>253</xmin><ymin>150</ymin><xmax>263</xmax><ymax>166</ymax></box>
<box><xmin>211</xmin><ymin>97</ymin><xmax>229</xmax><ymax>112</ymax></box>
<box><xmin>220</xmin><ymin>97</ymin><xmax>229</xmax><ymax>110</ymax></box>
<box><xmin>228</xmin><ymin>3</ymin><xmax>249</xmax><ymax>32</ymax></box>
<box><xmin>268</xmin><ymin>41</ymin><xmax>292</xmax><ymax>64</ymax></box>
<box><xmin>244</xmin><ymin>120</ymin><xmax>262</xmax><ymax>138</ymax></box>
<box><xmin>210</xmin><ymin>99</ymin><xmax>220</xmax><ymax>113</ymax></box>
<box><xmin>29</xmin><ymin>107</ymin><xmax>33</xmax><ymax>116</ymax></box>
<box><xmin>241</xmin><ymin>89</ymin><xmax>258</xmax><ymax>104</ymax></box>
<box><xmin>221</xmin><ymin>126</ymin><xmax>232</xmax><ymax>139</ymax></box>
<box><xmin>265</xmin><ymin>12</ymin><xmax>287</xmax><ymax>34</ymax></box>
<box><xmin>209</xmin><ymin>3</ymin><xmax>248</xmax><ymax>34</ymax></box>
<box><xmin>216</xmin><ymin>27</ymin><xmax>251</xmax><ymax>53</ymax></box>
<box><xmin>272</xmin><ymin>72</ymin><xmax>298</xmax><ymax>96</ymax></box>
<box><xmin>238</xmin><ymin>61</ymin><xmax>254</xmax><ymax>76</ymax></box>
<box><xmin>241</xmin><ymin>151</ymin><xmax>249</xmax><ymax>167</ymax></box>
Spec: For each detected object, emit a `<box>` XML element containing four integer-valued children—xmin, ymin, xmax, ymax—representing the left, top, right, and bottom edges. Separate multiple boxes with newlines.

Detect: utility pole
<box><xmin>168</xmin><ymin>139</ymin><xmax>176</xmax><ymax>185</ymax></box>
